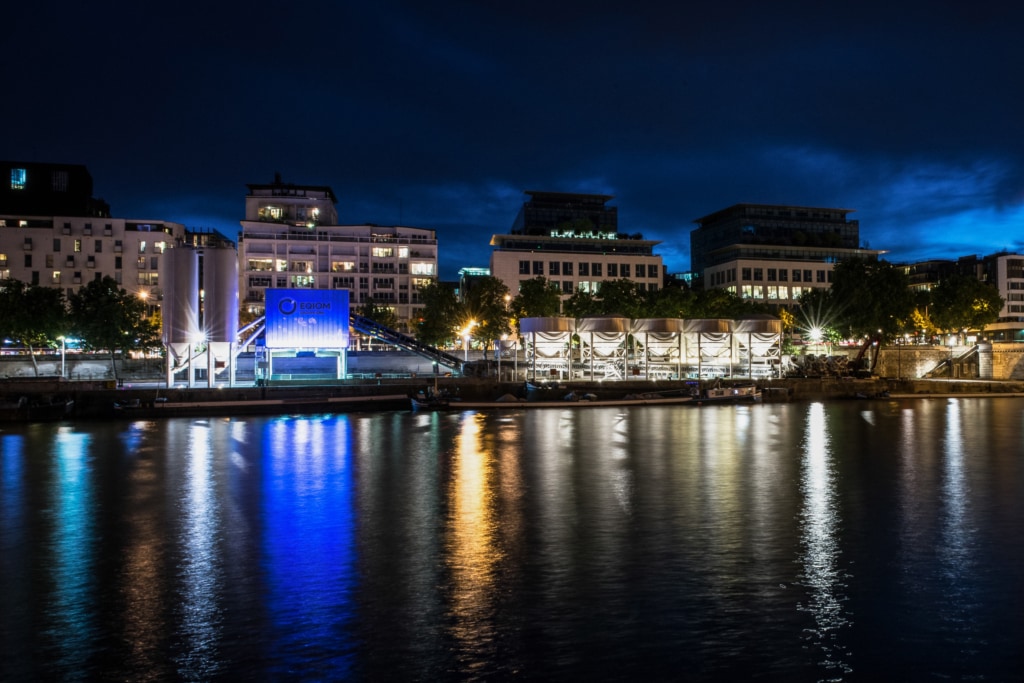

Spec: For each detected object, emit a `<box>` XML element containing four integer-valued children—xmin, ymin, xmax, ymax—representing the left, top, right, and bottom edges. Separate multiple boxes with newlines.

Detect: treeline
<box><xmin>0</xmin><ymin>276</ymin><xmax>158</xmax><ymax>379</ymax></box>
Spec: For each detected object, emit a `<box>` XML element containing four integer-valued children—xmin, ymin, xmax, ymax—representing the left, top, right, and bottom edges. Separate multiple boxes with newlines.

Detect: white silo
<box><xmin>202</xmin><ymin>245</ymin><xmax>240</xmax><ymax>385</ymax></box>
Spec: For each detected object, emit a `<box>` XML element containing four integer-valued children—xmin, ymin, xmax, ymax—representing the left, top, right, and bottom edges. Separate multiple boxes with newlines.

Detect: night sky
<box><xmin>5</xmin><ymin>1</ymin><xmax>1023</xmax><ymax>279</ymax></box>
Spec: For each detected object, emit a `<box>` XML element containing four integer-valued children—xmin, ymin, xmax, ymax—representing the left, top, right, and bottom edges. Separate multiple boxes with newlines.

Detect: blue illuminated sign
<box><xmin>265</xmin><ymin>289</ymin><xmax>350</xmax><ymax>349</ymax></box>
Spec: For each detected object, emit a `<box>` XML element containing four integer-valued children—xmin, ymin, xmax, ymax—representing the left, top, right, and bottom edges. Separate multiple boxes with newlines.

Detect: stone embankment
<box><xmin>3</xmin><ymin>376</ymin><xmax>1023</xmax><ymax>421</ymax></box>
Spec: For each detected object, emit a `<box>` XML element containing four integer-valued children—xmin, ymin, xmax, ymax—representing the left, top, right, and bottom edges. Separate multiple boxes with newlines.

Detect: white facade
<box><xmin>0</xmin><ymin>214</ymin><xmax>184</xmax><ymax>305</ymax></box>
<box><xmin>489</xmin><ymin>234</ymin><xmax>663</xmax><ymax>303</ymax></box>
<box><xmin>991</xmin><ymin>254</ymin><xmax>1024</xmax><ymax>320</ymax></box>
<box><xmin>704</xmin><ymin>258</ymin><xmax>835</xmax><ymax>309</ymax></box>
<box><xmin>238</xmin><ymin>222</ymin><xmax>438</xmax><ymax>332</ymax></box>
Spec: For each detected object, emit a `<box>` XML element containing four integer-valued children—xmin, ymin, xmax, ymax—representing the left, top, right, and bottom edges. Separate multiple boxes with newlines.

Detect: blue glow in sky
<box><xmin>4</xmin><ymin>1</ymin><xmax>1022</xmax><ymax>278</ymax></box>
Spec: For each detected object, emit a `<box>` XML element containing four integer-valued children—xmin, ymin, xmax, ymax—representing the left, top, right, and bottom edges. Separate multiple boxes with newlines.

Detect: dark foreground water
<box><xmin>2</xmin><ymin>398</ymin><xmax>1024</xmax><ymax>682</ymax></box>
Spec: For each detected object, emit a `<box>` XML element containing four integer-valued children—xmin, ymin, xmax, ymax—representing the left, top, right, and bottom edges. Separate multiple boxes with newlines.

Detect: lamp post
<box><xmin>462</xmin><ymin>320</ymin><xmax>476</xmax><ymax>362</ymax></box>
<box><xmin>896</xmin><ymin>336</ymin><xmax>902</xmax><ymax>379</ymax></box>
<box><xmin>58</xmin><ymin>336</ymin><xmax>66</xmax><ymax>379</ymax></box>
<box><xmin>498</xmin><ymin>334</ymin><xmax>507</xmax><ymax>380</ymax></box>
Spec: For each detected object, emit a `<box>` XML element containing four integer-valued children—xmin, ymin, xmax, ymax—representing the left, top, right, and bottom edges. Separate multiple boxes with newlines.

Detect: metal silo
<box><xmin>202</xmin><ymin>245</ymin><xmax>239</xmax><ymax>344</ymax></box>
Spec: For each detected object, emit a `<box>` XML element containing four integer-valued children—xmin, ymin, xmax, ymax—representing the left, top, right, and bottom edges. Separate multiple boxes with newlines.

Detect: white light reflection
<box><xmin>798</xmin><ymin>402</ymin><xmax>852</xmax><ymax>676</ymax></box>
<box><xmin>938</xmin><ymin>399</ymin><xmax>978</xmax><ymax>650</ymax></box>
<box><xmin>175</xmin><ymin>421</ymin><xmax>222</xmax><ymax>680</ymax></box>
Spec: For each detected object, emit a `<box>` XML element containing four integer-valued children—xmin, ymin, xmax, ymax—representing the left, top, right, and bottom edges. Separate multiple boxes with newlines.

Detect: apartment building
<box><xmin>692</xmin><ymin>203</ymin><xmax>882</xmax><ymax>310</ymax></box>
<box><xmin>489</xmin><ymin>191</ymin><xmax>664</xmax><ymax>304</ymax></box>
<box><xmin>0</xmin><ymin>161</ymin><xmax>185</xmax><ymax>308</ymax></box>
<box><xmin>238</xmin><ymin>176</ymin><xmax>438</xmax><ymax>332</ymax></box>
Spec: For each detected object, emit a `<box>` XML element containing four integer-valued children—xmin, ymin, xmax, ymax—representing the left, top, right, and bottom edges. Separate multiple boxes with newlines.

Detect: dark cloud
<box><xmin>5</xmin><ymin>1</ymin><xmax>1022</xmax><ymax>278</ymax></box>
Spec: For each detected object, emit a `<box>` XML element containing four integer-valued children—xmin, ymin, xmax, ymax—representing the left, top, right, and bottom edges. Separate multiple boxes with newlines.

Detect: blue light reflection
<box><xmin>261</xmin><ymin>415</ymin><xmax>358</xmax><ymax>678</ymax></box>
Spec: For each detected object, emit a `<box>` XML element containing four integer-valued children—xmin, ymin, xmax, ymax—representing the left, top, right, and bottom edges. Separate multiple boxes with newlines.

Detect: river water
<box><xmin>2</xmin><ymin>398</ymin><xmax>1023</xmax><ymax>681</ymax></box>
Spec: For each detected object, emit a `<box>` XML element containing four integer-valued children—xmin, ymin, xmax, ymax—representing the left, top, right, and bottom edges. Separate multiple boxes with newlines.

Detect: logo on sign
<box><xmin>278</xmin><ymin>298</ymin><xmax>298</xmax><ymax>315</ymax></box>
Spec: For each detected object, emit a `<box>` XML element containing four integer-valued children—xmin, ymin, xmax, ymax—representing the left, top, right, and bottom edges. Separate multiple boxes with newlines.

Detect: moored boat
<box><xmin>699</xmin><ymin>384</ymin><xmax>761</xmax><ymax>403</ymax></box>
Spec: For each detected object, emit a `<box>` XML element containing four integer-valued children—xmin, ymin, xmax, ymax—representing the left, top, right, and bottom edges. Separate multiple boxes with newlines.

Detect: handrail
<box><xmin>350</xmin><ymin>314</ymin><xmax>464</xmax><ymax>374</ymax></box>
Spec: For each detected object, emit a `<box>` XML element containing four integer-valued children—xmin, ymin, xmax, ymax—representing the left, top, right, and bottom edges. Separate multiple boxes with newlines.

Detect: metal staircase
<box><xmin>349</xmin><ymin>314</ymin><xmax>464</xmax><ymax>374</ymax></box>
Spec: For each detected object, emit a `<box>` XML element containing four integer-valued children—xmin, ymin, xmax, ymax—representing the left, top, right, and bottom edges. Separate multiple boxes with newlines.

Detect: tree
<box><xmin>563</xmin><ymin>288</ymin><xmax>601</xmax><ymax>318</ymax></box>
<box><xmin>416</xmin><ymin>279</ymin><xmax>464</xmax><ymax>348</ymax></box>
<box><xmin>512</xmin><ymin>277</ymin><xmax>562</xmax><ymax>319</ymax></box>
<box><xmin>930</xmin><ymin>274</ymin><xmax>1004</xmax><ymax>342</ymax></box>
<box><xmin>357</xmin><ymin>298</ymin><xmax>399</xmax><ymax>330</ymax></box>
<box><xmin>647</xmin><ymin>282</ymin><xmax>695</xmax><ymax>318</ymax></box>
<box><xmin>68</xmin><ymin>276</ymin><xmax>159</xmax><ymax>381</ymax></box>
<box><xmin>462</xmin><ymin>276</ymin><xmax>512</xmax><ymax>352</ymax></box>
<box><xmin>0</xmin><ymin>278</ymin><xmax>68</xmax><ymax>376</ymax></box>
<box><xmin>828</xmin><ymin>257</ymin><xmax>915</xmax><ymax>342</ymax></box>
<box><xmin>690</xmin><ymin>287</ymin><xmax>763</xmax><ymax>319</ymax></box>
<box><xmin>595</xmin><ymin>278</ymin><xmax>645</xmax><ymax>318</ymax></box>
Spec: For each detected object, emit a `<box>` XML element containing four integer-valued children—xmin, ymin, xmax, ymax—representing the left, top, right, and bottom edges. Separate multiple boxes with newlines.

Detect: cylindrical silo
<box><xmin>162</xmin><ymin>246</ymin><xmax>200</xmax><ymax>345</ymax></box>
<box><xmin>202</xmin><ymin>246</ymin><xmax>239</xmax><ymax>344</ymax></box>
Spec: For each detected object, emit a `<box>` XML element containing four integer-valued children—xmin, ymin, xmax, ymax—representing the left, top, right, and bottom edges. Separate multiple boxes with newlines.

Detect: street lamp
<box><xmin>462</xmin><ymin>320</ymin><xmax>476</xmax><ymax>362</ymax></box>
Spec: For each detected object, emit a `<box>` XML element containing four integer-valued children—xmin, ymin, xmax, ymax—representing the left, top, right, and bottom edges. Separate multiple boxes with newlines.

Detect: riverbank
<box><xmin>3</xmin><ymin>376</ymin><xmax>1024</xmax><ymax>422</ymax></box>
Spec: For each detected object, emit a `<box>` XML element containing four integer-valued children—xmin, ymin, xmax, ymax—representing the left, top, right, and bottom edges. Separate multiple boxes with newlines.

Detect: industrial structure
<box><xmin>519</xmin><ymin>315</ymin><xmax>782</xmax><ymax>381</ymax></box>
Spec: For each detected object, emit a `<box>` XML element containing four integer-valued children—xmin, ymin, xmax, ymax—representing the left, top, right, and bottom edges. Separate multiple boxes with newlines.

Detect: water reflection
<box><xmin>798</xmin><ymin>402</ymin><xmax>851</xmax><ymax>677</ymax></box>
<box><xmin>938</xmin><ymin>400</ymin><xmax>980</xmax><ymax>663</ymax></box>
<box><xmin>47</xmin><ymin>427</ymin><xmax>98</xmax><ymax>679</ymax></box>
<box><xmin>446</xmin><ymin>413</ymin><xmax>500</xmax><ymax>669</ymax></box>
<box><xmin>175</xmin><ymin>421</ymin><xmax>223</xmax><ymax>679</ymax></box>
<box><xmin>261</xmin><ymin>415</ymin><xmax>358</xmax><ymax>678</ymax></box>
<box><xmin>119</xmin><ymin>421</ymin><xmax>169</xmax><ymax>678</ymax></box>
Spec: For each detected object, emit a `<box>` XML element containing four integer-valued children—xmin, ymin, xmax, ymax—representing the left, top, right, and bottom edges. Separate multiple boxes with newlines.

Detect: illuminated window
<box><xmin>154</xmin><ymin>241</ymin><xmax>166</xmax><ymax>253</ymax></box>
<box><xmin>74</xmin><ymin>240</ymin><xmax>82</xmax><ymax>253</ymax></box>
<box><xmin>276</xmin><ymin>259</ymin><xmax>288</xmax><ymax>272</ymax></box>
<box><xmin>258</xmin><ymin>206</ymin><xmax>283</xmax><ymax>220</ymax></box>
<box><xmin>139</xmin><ymin>241</ymin><xmax>147</xmax><ymax>254</ymax></box>
<box><xmin>249</xmin><ymin>259</ymin><xmax>274</xmax><ymax>271</ymax></box>
<box><xmin>291</xmin><ymin>275</ymin><xmax>315</xmax><ymax>288</ymax></box>
<box><xmin>398</xmin><ymin>247</ymin><xmax>409</xmax><ymax>258</ymax></box>
<box><xmin>331</xmin><ymin>260</ymin><xmax>356</xmax><ymax>272</ymax></box>
<box><xmin>10</xmin><ymin>168</ymin><xmax>26</xmax><ymax>189</ymax></box>
<box><xmin>411</xmin><ymin>263</ymin><xmax>434</xmax><ymax>275</ymax></box>
<box><xmin>372</xmin><ymin>247</ymin><xmax>394</xmax><ymax>258</ymax></box>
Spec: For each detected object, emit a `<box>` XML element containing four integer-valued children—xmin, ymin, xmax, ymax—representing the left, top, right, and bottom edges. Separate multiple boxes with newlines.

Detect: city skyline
<box><xmin>5</xmin><ymin>2</ymin><xmax>1023</xmax><ymax>279</ymax></box>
